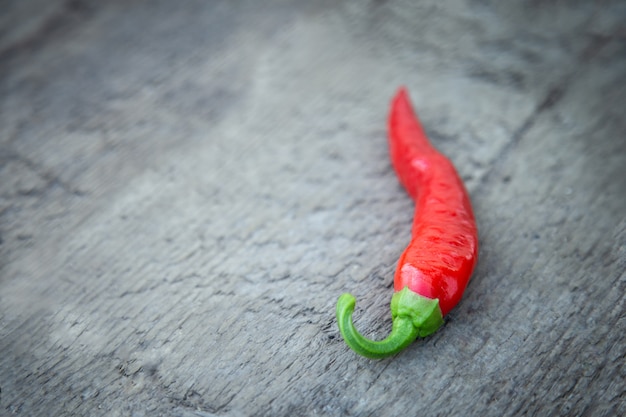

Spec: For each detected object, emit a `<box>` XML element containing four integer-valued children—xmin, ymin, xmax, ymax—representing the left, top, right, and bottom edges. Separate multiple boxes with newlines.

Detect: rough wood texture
<box><xmin>1</xmin><ymin>1</ymin><xmax>625</xmax><ymax>416</ymax></box>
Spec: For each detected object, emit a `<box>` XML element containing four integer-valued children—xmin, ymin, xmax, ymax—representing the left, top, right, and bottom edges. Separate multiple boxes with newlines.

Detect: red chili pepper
<box><xmin>336</xmin><ymin>87</ymin><xmax>478</xmax><ymax>359</ymax></box>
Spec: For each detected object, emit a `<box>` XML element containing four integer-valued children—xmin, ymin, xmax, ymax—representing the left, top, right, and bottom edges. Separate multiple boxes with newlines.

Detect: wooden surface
<box><xmin>1</xmin><ymin>1</ymin><xmax>625</xmax><ymax>416</ymax></box>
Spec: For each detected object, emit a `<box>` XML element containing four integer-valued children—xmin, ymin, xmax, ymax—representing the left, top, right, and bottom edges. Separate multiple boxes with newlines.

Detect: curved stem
<box><xmin>336</xmin><ymin>287</ymin><xmax>444</xmax><ymax>359</ymax></box>
<box><xmin>336</xmin><ymin>294</ymin><xmax>418</xmax><ymax>359</ymax></box>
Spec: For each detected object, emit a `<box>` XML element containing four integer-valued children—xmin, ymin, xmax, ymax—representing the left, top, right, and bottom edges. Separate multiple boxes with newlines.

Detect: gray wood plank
<box><xmin>1</xmin><ymin>1</ymin><xmax>625</xmax><ymax>416</ymax></box>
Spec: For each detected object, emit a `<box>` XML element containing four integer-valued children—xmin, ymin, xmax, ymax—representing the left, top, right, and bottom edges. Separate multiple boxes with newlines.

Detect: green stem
<box><xmin>336</xmin><ymin>287</ymin><xmax>444</xmax><ymax>359</ymax></box>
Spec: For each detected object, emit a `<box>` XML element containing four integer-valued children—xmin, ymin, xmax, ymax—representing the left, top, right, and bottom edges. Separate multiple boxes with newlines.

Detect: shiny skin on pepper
<box><xmin>336</xmin><ymin>87</ymin><xmax>478</xmax><ymax>358</ymax></box>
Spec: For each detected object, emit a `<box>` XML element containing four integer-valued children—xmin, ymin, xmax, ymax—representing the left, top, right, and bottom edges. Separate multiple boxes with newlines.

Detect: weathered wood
<box><xmin>1</xmin><ymin>1</ymin><xmax>625</xmax><ymax>416</ymax></box>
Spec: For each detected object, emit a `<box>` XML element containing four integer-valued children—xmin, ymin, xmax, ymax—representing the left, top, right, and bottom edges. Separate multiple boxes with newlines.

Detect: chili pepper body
<box><xmin>336</xmin><ymin>88</ymin><xmax>478</xmax><ymax>359</ymax></box>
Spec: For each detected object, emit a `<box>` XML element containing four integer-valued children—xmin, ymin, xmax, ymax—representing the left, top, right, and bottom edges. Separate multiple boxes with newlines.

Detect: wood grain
<box><xmin>1</xmin><ymin>1</ymin><xmax>625</xmax><ymax>416</ymax></box>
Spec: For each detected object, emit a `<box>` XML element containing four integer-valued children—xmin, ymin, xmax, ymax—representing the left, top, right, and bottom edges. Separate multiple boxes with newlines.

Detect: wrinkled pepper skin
<box><xmin>335</xmin><ymin>88</ymin><xmax>478</xmax><ymax>359</ymax></box>
<box><xmin>389</xmin><ymin>88</ymin><xmax>478</xmax><ymax>316</ymax></box>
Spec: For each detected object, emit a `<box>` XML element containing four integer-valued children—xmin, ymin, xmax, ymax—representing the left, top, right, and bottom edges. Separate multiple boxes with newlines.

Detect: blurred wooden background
<box><xmin>1</xmin><ymin>1</ymin><xmax>625</xmax><ymax>416</ymax></box>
